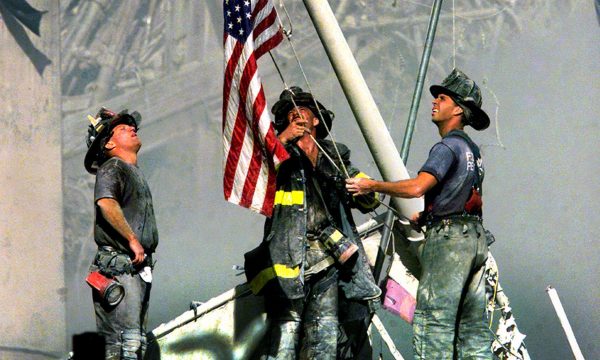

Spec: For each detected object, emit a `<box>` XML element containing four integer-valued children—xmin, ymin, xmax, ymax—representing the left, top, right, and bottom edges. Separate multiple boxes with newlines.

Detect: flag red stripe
<box><xmin>222</xmin><ymin>0</ymin><xmax>288</xmax><ymax>216</ymax></box>
<box><xmin>239</xmin><ymin>85</ymin><xmax>269</xmax><ymax>206</ymax></box>
<box><xmin>264</xmin><ymin>124</ymin><xmax>286</xmax><ymax>160</ymax></box>
<box><xmin>255</xmin><ymin>30</ymin><xmax>283</xmax><ymax>59</ymax></box>
<box><xmin>223</xmin><ymin>109</ymin><xmax>248</xmax><ymax>199</ymax></box>
<box><xmin>261</xmin><ymin>167</ymin><xmax>276</xmax><ymax>214</ymax></box>
<box><xmin>253</xmin><ymin>5</ymin><xmax>277</xmax><ymax>39</ymax></box>
<box><xmin>222</xmin><ymin>39</ymin><xmax>244</xmax><ymax>131</ymax></box>
<box><xmin>239</xmin><ymin>139</ymin><xmax>263</xmax><ymax>207</ymax></box>
<box><xmin>251</xmin><ymin>0</ymin><xmax>269</xmax><ymax>20</ymax></box>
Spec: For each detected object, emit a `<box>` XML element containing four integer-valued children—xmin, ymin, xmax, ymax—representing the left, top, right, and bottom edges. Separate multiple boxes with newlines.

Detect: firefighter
<box><xmin>84</xmin><ymin>107</ymin><xmax>159</xmax><ymax>360</ymax></box>
<box><xmin>347</xmin><ymin>69</ymin><xmax>493</xmax><ymax>359</ymax></box>
<box><xmin>247</xmin><ymin>87</ymin><xmax>381</xmax><ymax>359</ymax></box>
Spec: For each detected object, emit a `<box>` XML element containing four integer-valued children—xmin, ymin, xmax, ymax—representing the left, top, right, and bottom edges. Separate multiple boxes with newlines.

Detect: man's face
<box><xmin>106</xmin><ymin>123</ymin><xmax>141</xmax><ymax>153</ymax></box>
<box><xmin>431</xmin><ymin>93</ymin><xmax>462</xmax><ymax>123</ymax></box>
<box><xmin>286</xmin><ymin>106</ymin><xmax>318</xmax><ymax>132</ymax></box>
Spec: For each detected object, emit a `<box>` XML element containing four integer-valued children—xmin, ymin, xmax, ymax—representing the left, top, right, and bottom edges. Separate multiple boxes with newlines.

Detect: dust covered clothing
<box><xmin>419</xmin><ymin>129</ymin><xmax>484</xmax><ymax>218</ymax></box>
<box><xmin>94</xmin><ymin>157</ymin><xmax>159</xmax><ymax>254</ymax></box>
<box><xmin>256</xmin><ymin>140</ymin><xmax>380</xmax><ymax>359</ymax></box>
<box><xmin>413</xmin><ymin>130</ymin><xmax>492</xmax><ymax>359</ymax></box>
<box><xmin>258</xmin><ymin>140</ymin><xmax>379</xmax><ymax>300</ymax></box>
<box><xmin>93</xmin><ymin>270</ymin><xmax>151</xmax><ymax>360</ymax></box>
<box><xmin>91</xmin><ymin>156</ymin><xmax>158</xmax><ymax>360</ymax></box>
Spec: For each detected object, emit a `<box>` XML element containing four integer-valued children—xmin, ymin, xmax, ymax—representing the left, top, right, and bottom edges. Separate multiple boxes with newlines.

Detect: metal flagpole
<box><xmin>374</xmin><ymin>0</ymin><xmax>444</xmax><ymax>284</ymax></box>
<box><xmin>401</xmin><ymin>0</ymin><xmax>444</xmax><ymax>162</ymax></box>
<box><xmin>546</xmin><ymin>286</ymin><xmax>585</xmax><ymax>360</ymax></box>
<box><xmin>301</xmin><ymin>0</ymin><xmax>423</xmax><ymax>235</ymax></box>
<box><xmin>301</xmin><ymin>0</ymin><xmax>442</xmax><ymax>355</ymax></box>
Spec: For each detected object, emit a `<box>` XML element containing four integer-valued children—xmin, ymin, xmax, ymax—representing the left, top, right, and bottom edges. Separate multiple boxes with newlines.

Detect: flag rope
<box><xmin>272</xmin><ymin>0</ymin><xmax>350</xmax><ymax>178</ymax></box>
<box><xmin>268</xmin><ymin>1</ymin><xmax>424</xmax><ymax>233</ymax></box>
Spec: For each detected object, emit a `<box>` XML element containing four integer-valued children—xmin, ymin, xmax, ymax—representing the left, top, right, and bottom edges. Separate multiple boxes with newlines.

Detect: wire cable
<box><xmin>273</xmin><ymin>1</ymin><xmax>349</xmax><ymax>178</ymax></box>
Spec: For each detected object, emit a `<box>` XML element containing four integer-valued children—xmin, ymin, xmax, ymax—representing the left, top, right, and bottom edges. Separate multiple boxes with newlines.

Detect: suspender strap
<box><xmin>447</xmin><ymin>130</ymin><xmax>483</xmax><ymax>192</ymax></box>
<box><xmin>446</xmin><ymin>130</ymin><xmax>484</xmax><ymax>216</ymax></box>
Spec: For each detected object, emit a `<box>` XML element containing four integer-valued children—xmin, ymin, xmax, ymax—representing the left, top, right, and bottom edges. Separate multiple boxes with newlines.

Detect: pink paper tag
<box><xmin>382</xmin><ymin>277</ymin><xmax>417</xmax><ymax>324</ymax></box>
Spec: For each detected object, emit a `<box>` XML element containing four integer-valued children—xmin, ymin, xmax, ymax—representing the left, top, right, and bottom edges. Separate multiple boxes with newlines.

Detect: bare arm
<box><xmin>346</xmin><ymin>172</ymin><xmax>438</xmax><ymax>199</ymax></box>
<box><xmin>96</xmin><ymin>198</ymin><xmax>145</xmax><ymax>265</ymax></box>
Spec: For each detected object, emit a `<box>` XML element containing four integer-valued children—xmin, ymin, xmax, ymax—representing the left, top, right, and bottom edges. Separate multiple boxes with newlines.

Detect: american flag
<box><xmin>222</xmin><ymin>0</ymin><xmax>288</xmax><ymax>216</ymax></box>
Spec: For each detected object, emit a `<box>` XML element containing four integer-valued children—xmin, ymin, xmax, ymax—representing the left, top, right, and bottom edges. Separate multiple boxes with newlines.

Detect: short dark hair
<box><xmin>459</xmin><ymin>104</ymin><xmax>473</xmax><ymax>127</ymax></box>
<box><xmin>447</xmin><ymin>94</ymin><xmax>471</xmax><ymax>127</ymax></box>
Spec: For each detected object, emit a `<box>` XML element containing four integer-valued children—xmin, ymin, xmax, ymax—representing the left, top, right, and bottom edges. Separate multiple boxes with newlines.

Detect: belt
<box><xmin>426</xmin><ymin>214</ymin><xmax>482</xmax><ymax>228</ymax></box>
<box><xmin>100</xmin><ymin>245</ymin><xmax>119</xmax><ymax>253</ymax></box>
<box><xmin>98</xmin><ymin>246</ymin><xmax>153</xmax><ymax>265</ymax></box>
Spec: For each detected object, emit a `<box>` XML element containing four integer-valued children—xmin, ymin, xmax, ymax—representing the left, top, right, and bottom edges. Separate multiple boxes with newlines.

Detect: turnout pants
<box><xmin>93</xmin><ymin>272</ymin><xmax>151</xmax><ymax>360</ymax></box>
<box><xmin>413</xmin><ymin>220</ymin><xmax>492</xmax><ymax>360</ymax></box>
<box><xmin>262</xmin><ymin>248</ymin><xmax>339</xmax><ymax>360</ymax></box>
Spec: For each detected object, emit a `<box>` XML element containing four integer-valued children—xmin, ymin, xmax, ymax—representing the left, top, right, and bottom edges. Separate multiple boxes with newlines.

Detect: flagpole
<box><xmin>301</xmin><ymin>0</ymin><xmax>423</xmax><ymax>236</ymax></box>
<box><xmin>375</xmin><ymin>0</ymin><xmax>444</xmax><ymax>284</ymax></box>
<box><xmin>401</xmin><ymin>0</ymin><xmax>443</xmax><ymax>162</ymax></box>
<box><xmin>546</xmin><ymin>286</ymin><xmax>585</xmax><ymax>360</ymax></box>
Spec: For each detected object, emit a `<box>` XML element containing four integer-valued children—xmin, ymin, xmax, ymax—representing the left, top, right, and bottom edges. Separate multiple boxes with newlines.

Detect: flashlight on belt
<box><xmin>319</xmin><ymin>226</ymin><xmax>358</xmax><ymax>265</ymax></box>
<box><xmin>86</xmin><ymin>271</ymin><xmax>125</xmax><ymax>306</ymax></box>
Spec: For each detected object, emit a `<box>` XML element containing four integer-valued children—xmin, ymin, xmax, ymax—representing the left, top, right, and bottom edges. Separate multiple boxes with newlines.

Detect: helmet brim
<box><xmin>430</xmin><ymin>85</ymin><xmax>490</xmax><ymax>131</ymax></box>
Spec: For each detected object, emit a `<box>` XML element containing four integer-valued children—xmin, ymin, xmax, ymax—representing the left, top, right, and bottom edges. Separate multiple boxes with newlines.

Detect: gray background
<box><xmin>3</xmin><ymin>0</ymin><xmax>598</xmax><ymax>358</ymax></box>
<box><xmin>62</xmin><ymin>1</ymin><xmax>600</xmax><ymax>359</ymax></box>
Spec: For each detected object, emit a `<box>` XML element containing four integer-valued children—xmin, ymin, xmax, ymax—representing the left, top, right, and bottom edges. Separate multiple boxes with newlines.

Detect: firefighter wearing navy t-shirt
<box><xmin>346</xmin><ymin>69</ymin><xmax>493</xmax><ymax>359</ymax></box>
<box><xmin>84</xmin><ymin>107</ymin><xmax>158</xmax><ymax>360</ymax></box>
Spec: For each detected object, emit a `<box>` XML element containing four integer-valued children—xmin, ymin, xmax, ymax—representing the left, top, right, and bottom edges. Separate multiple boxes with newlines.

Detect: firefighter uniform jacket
<box><xmin>249</xmin><ymin>139</ymin><xmax>380</xmax><ymax>300</ymax></box>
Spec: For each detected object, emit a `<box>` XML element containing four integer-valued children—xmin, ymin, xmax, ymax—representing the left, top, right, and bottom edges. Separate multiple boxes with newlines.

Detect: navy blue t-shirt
<box><xmin>419</xmin><ymin>130</ymin><xmax>484</xmax><ymax>218</ymax></box>
<box><xmin>94</xmin><ymin>157</ymin><xmax>159</xmax><ymax>253</ymax></box>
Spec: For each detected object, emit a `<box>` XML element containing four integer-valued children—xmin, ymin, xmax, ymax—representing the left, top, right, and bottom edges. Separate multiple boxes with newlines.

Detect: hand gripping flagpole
<box><xmin>546</xmin><ymin>286</ymin><xmax>585</xmax><ymax>360</ymax></box>
<box><xmin>301</xmin><ymin>0</ymin><xmax>424</xmax><ymax>236</ymax></box>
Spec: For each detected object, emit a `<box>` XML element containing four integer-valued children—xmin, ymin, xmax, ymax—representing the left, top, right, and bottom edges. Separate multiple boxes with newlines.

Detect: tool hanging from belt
<box><xmin>86</xmin><ymin>246</ymin><xmax>153</xmax><ymax>306</ymax></box>
<box><xmin>310</xmin><ymin>175</ymin><xmax>359</xmax><ymax>266</ymax></box>
<box><xmin>86</xmin><ymin>271</ymin><xmax>125</xmax><ymax>306</ymax></box>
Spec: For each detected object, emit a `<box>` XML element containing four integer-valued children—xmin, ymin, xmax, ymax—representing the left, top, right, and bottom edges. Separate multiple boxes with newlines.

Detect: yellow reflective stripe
<box><xmin>249</xmin><ymin>264</ymin><xmax>301</xmax><ymax>294</ymax></box>
<box><xmin>352</xmin><ymin>173</ymin><xmax>380</xmax><ymax>208</ymax></box>
<box><xmin>274</xmin><ymin>190</ymin><xmax>304</xmax><ymax>206</ymax></box>
<box><xmin>325</xmin><ymin>230</ymin><xmax>344</xmax><ymax>248</ymax></box>
<box><xmin>331</xmin><ymin>230</ymin><xmax>343</xmax><ymax>243</ymax></box>
<box><xmin>355</xmin><ymin>194</ymin><xmax>379</xmax><ymax>209</ymax></box>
